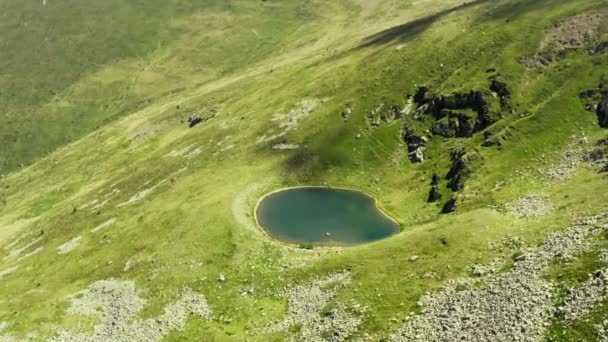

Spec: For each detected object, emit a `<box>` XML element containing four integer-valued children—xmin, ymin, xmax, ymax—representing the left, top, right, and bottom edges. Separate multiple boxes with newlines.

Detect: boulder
<box><xmin>490</xmin><ymin>78</ymin><xmax>511</xmax><ymax>98</ymax></box>
<box><xmin>409</xmin><ymin>147</ymin><xmax>426</xmax><ymax>163</ymax></box>
<box><xmin>341</xmin><ymin>103</ymin><xmax>354</xmax><ymax>122</ymax></box>
<box><xmin>188</xmin><ymin>115</ymin><xmax>204</xmax><ymax>128</ymax></box>
<box><xmin>428</xmin><ymin>186</ymin><xmax>442</xmax><ymax>203</ymax></box>
<box><xmin>442</xmin><ymin>198</ymin><xmax>457</xmax><ymax>214</ymax></box>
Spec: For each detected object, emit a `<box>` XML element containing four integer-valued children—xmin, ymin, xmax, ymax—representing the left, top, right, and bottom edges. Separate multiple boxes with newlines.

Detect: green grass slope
<box><xmin>1</xmin><ymin>0</ymin><xmax>608</xmax><ymax>340</ymax></box>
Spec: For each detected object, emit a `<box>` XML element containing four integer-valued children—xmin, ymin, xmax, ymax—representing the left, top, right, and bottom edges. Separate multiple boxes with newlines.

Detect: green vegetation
<box><xmin>0</xmin><ymin>0</ymin><xmax>608</xmax><ymax>340</ymax></box>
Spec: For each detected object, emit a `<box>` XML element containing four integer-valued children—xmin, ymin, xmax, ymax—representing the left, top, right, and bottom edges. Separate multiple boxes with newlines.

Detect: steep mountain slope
<box><xmin>1</xmin><ymin>0</ymin><xmax>608</xmax><ymax>341</ymax></box>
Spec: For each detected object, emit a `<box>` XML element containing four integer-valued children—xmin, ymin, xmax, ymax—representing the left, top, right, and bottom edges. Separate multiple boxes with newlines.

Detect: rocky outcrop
<box><xmin>446</xmin><ymin>149</ymin><xmax>468</xmax><ymax>192</ymax></box>
<box><xmin>428</xmin><ymin>173</ymin><xmax>442</xmax><ymax>203</ymax></box>
<box><xmin>412</xmin><ymin>86</ymin><xmax>502</xmax><ymax>139</ymax></box>
<box><xmin>442</xmin><ymin>198</ymin><xmax>457</xmax><ymax>214</ymax></box>
<box><xmin>597</xmin><ymin>94</ymin><xmax>608</xmax><ymax>128</ymax></box>
<box><xmin>490</xmin><ymin>77</ymin><xmax>511</xmax><ymax>107</ymax></box>
<box><xmin>591</xmin><ymin>41</ymin><xmax>608</xmax><ymax>55</ymax></box>
<box><xmin>368</xmin><ymin>103</ymin><xmax>406</xmax><ymax>127</ymax></box>
<box><xmin>432</xmin><ymin>112</ymin><xmax>477</xmax><ymax>138</ymax></box>
<box><xmin>188</xmin><ymin>115</ymin><xmax>203</xmax><ymax>128</ymax></box>
<box><xmin>402</xmin><ymin>125</ymin><xmax>427</xmax><ymax>163</ymax></box>
<box><xmin>428</xmin><ymin>187</ymin><xmax>442</xmax><ymax>203</ymax></box>
<box><xmin>579</xmin><ymin>80</ymin><xmax>608</xmax><ymax>128</ymax></box>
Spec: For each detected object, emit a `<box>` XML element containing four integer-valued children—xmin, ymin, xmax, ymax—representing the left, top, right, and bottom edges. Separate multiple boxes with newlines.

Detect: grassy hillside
<box><xmin>1</xmin><ymin>0</ymin><xmax>608</xmax><ymax>341</ymax></box>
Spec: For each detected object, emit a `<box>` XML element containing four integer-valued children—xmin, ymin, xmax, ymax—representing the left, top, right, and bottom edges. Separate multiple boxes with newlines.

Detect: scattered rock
<box><xmin>545</xmin><ymin>137</ymin><xmax>588</xmax><ymax>181</ymax></box>
<box><xmin>556</xmin><ymin>268</ymin><xmax>608</xmax><ymax>321</ymax></box>
<box><xmin>506</xmin><ymin>194</ymin><xmax>553</xmax><ymax>218</ymax></box>
<box><xmin>262</xmin><ymin>272</ymin><xmax>363</xmax><ymax>341</ymax></box>
<box><xmin>50</xmin><ymin>279</ymin><xmax>211</xmax><ymax>342</ymax></box>
<box><xmin>258</xmin><ymin>98</ymin><xmax>321</xmax><ymax>144</ymax></box>
<box><xmin>57</xmin><ymin>236</ymin><xmax>82</xmax><ymax>254</ymax></box>
<box><xmin>341</xmin><ymin>103</ymin><xmax>354</xmax><ymax>122</ymax></box>
<box><xmin>390</xmin><ymin>212</ymin><xmax>608</xmax><ymax>342</ymax></box>
<box><xmin>523</xmin><ymin>9</ymin><xmax>606</xmax><ymax>67</ymax></box>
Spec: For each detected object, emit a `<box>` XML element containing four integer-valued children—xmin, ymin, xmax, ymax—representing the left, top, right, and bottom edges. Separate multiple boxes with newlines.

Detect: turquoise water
<box><xmin>255</xmin><ymin>187</ymin><xmax>399</xmax><ymax>246</ymax></box>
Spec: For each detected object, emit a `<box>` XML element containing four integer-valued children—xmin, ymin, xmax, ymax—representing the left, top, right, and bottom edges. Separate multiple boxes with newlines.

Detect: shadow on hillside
<box><xmin>357</xmin><ymin>0</ymin><xmax>490</xmax><ymax>49</ymax></box>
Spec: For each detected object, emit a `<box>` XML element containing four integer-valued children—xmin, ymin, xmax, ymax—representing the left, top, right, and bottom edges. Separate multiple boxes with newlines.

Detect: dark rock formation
<box><xmin>431</xmin><ymin>173</ymin><xmax>441</xmax><ymax>186</ymax></box>
<box><xmin>490</xmin><ymin>78</ymin><xmax>511</xmax><ymax>98</ymax></box>
<box><xmin>432</xmin><ymin>112</ymin><xmax>477</xmax><ymax>138</ymax></box>
<box><xmin>490</xmin><ymin>77</ymin><xmax>511</xmax><ymax>107</ymax></box>
<box><xmin>446</xmin><ymin>149</ymin><xmax>468</xmax><ymax>192</ymax></box>
<box><xmin>597</xmin><ymin>95</ymin><xmax>608</xmax><ymax>128</ymax></box>
<box><xmin>188</xmin><ymin>115</ymin><xmax>204</xmax><ymax>128</ymax></box>
<box><xmin>587</xmin><ymin>149</ymin><xmax>605</xmax><ymax>162</ymax></box>
<box><xmin>442</xmin><ymin>198</ymin><xmax>457</xmax><ymax>214</ymax></box>
<box><xmin>591</xmin><ymin>41</ymin><xmax>608</xmax><ymax>55</ymax></box>
<box><xmin>414</xmin><ymin>86</ymin><xmax>430</xmax><ymax>104</ymax></box>
<box><xmin>412</xmin><ymin>86</ymin><xmax>501</xmax><ymax>138</ymax></box>
<box><xmin>402</xmin><ymin>124</ymin><xmax>427</xmax><ymax>163</ymax></box>
<box><xmin>428</xmin><ymin>186</ymin><xmax>442</xmax><ymax>203</ymax></box>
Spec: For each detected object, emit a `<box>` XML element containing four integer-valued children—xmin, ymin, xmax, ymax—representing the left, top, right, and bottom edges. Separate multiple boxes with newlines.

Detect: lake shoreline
<box><xmin>252</xmin><ymin>185</ymin><xmax>402</xmax><ymax>249</ymax></box>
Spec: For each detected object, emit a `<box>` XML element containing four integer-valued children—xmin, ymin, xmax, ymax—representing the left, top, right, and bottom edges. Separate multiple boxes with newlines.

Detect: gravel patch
<box><xmin>51</xmin><ymin>280</ymin><xmax>210</xmax><ymax>342</ymax></box>
<box><xmin>263</xmin><ymin>272</ymin><xmax>363</xmax><ymax>341</ymax></box>
<box><xmin>390</xmin><ymin>212</ymin><xmax>608</xmax><ymax>342</ymax></box>
<box><xmin>506</xmin><ymin>194</ymin><xmax>553</xmax><ymax>218</ymax></box>
<box><xmin>57</xmin><ymin>237</ymin><xmax>82</xmax><ymax>255</ymax></box>
<box><xmin>91</xmin><ymin>218</ymin><xmax>117</xmax><ymax>233</ymax></box>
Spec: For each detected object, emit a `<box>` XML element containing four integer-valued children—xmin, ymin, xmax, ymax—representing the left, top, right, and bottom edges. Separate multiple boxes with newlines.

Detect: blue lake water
<box><xmin>255</xmin><ymin>187</ymin><xmax>399</xmax><ymax>246</ymax></box>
